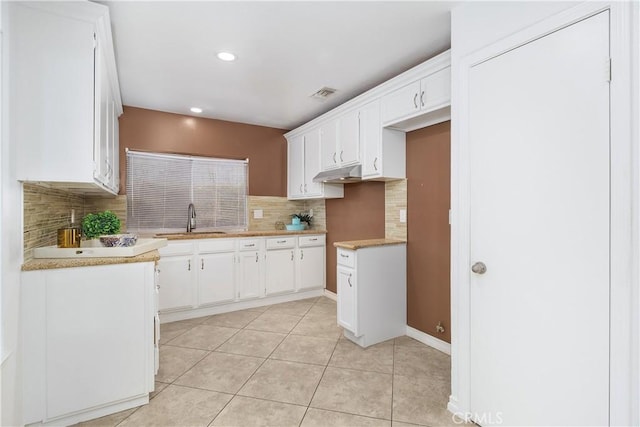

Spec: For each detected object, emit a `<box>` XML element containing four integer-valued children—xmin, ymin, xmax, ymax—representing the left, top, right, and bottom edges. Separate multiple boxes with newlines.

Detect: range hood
<box><xmin>313</xmin><ymin>164</ymin><xmax>362</xmax><ymax>183</ymax></box>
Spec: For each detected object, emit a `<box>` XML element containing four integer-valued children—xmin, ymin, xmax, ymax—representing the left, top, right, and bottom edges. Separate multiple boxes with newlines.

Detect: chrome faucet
<box><xmin>187</xmin><ymin>203</ymin><xmax>196</xmax><ymax>232</ymax></box>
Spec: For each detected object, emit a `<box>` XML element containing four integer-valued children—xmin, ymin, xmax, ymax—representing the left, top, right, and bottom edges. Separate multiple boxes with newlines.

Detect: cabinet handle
<box><xmin>373</xmin><ymin>157</ymin><xmax>378</xmax><ymax>171</ymax></box>
<box><xmin>300</xmin><ymin>184</ymin><xmax>303</xmax><ymax>193</ymax></box>
<box><xmin>333</xmin><ymin>152</ymin><xmax>337</xmax><ymax>164</ymax></box>
<box><xmin>348</xmin><ymin>274</ymin><xmax>353</xmax><ymax>287</ymax></box>
<box><xmin>309</xmin><ymin>238</ymin><xmax>318</xmax><ymax>241</ymax></box>
<box><xmin>413</xmin><ymin>93</ymin><xmax>418</xmax><ymax>108</ymax></box>
<box><xmin>201</xmin><ymin>259</ymin><xmax>204</xmax><ymax>270</ymax></box>
<box><xmin>188</xmin><ymin>260</ymin><xmax>191</xmax><ymax>271</ymax></box>
<box><xmin>245</xmin><ymin>243</ymin><xmax>255</xmax><ymax>248</ymax></box>
<box><xmin>420</xmin><ymin>91</ymin><xmax>425</xmax><ymax>107</ymax></box>
<box><xmin>291</xmin><ymin>250</ymin><xmax>294</xmax><ymax>261</ymax></box>
<box><xmin>301</xmin><ymin>249</ymin><xmax>304</xmax><ymax>260</ymax></box>
<box><xmin>340</xmin><ymin>150</ymin><xmax>344</xmax><ymax>162</ymax></box>
<box><xmin>340</xmin><ymin>253</ymin><xmax>349</xmax><ymax>258</ymax></box>
<box><xmin>256</xmin><ymin>253</ymin><xmax>259</xmax><ymax>263</ymax></box>
<box><xmin>277</xmin><ymin>240</ymin><xmax>286</xmax><ymax>244</ymax></box>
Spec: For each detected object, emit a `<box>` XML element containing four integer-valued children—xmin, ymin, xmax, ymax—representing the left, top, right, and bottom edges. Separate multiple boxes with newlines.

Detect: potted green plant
<box><xmin>82</xmin><ymin>210</ymin><xmax>121</xmax><ymax>240</ymax></box>
<box><xmin>292</xmin><ymin>213</ymin><xmax>313</xmax><ymax>228</ymax></box>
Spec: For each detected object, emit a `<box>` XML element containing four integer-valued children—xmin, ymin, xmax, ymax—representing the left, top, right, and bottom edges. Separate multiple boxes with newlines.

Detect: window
<box><xmin>126</xmin><ymin>150</ymin><xmax>248</xmax><ymax>232</ymax></box>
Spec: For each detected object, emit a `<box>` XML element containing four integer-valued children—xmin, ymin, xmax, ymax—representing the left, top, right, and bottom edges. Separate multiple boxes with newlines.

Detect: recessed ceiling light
<box><xmin>217</xmin><ymin>51</ymin><xmax>236</xmax><ymax>62</ymax></box>
<box><xmin>190</xmin><ymin>107</ymin><xmax>203</xmax><ymax>113</ymax></box>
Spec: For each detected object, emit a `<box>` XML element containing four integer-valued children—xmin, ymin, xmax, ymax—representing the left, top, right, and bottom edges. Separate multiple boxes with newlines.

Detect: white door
<box><xmin>338</xmin><ymin>109</ymin><xmax>360</xmax><ymax>165</ymax></box>
<box><xmin>320</xmin><ymin>120</ymin><xmax>339</xmax><ymax>170</ymax></box>
<box><xmin>288</xmin><ymin>136</ymin><xmax>304</xmax><ymax>198</ymax></box>
<box><xmin>158</xmin><ymin>256</ymin><xmax>194</xmax><ymax>311</ymax></box>
<box><xmin>360</xmin><ymin>100</ymin><xmax>381</xmax><ymax>178</ymax></box>
<box><xmin>265</xmin><ymin>249</ymin><xmax>295</xmax><ymax>295</ymax></box>
<box><xmin>469</xmin><ymin>12</ymin><xmax>610</xmax><ymax>426</ymax></box>
<box><xmin>336</xmin><ymin>266</ymin><xmax>357</xmax><ymax>334</ymax></box>
<box><xmin>238</xmin><ymin>251</ymin><xmax>263</xmax><ymax>299</ymax></box>
<box><xmin>297</xmin><ymin>246</ymin><xmax>324</xmax><ymax>291</ymax></box>
<box><xmin>198</xmin><ymin>253</ymin><xmax>235</xmax><ymax>305</ymax></box>
<box><xmin>304</xmin><ymin>130</ymin><xmax>323</xmax><ymax>196</ymax></box>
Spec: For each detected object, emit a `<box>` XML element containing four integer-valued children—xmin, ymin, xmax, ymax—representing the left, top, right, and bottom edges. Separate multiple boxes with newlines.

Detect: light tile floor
<box><xmin>76</xmin><ymin>297</ymin><xmax>462</xmax><ymax>427</ymax></box>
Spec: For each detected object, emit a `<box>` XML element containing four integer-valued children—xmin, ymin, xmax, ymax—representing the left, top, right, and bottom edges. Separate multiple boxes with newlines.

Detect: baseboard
<box><xmin>406</xmin><ymin>325</ymin><xmax>451</xmax><ymax>355</ymax></box>
<box><xmin>160</xmin><ymin>288</ymin><xmax>324</xmax><ymax>323</ymax></box>
<box><xmin>323</xmin><ymin>289</ymin><xmax>337</xmax><ymax>301</ymax></box>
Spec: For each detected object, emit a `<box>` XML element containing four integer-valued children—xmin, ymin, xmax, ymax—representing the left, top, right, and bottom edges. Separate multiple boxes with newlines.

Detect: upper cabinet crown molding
<box><xmin>285</xmin><ymin>50</ymin><xmax>450</xmax><ymax>193</ymax></box>
<box><xmin>285</xmin><ymin>50</ymin><xmax>450</xmax><ymax>139</ymax></box>
<box><xmin>11</xmin><ymin>1</ymin><xmax>122</xmax><ymax>195</ymax></box>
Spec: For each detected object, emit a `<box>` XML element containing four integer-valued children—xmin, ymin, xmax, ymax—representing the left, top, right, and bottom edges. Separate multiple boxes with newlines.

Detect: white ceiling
<box><xmin>102</xmin><ymin>1</ymin><xmax>455</xmax><ymax>130</ymax></box>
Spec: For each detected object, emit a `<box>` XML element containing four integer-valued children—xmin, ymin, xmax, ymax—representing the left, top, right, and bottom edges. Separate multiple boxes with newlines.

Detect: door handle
<box><xmin>471</xmin><ymin>262</ymin><xmax>487</xmax><ymax>275</ymax></box>
<box><xmin>348</xmin><ymin>274</ymin><xmax>352</xmax><ymax>287</ymax></box>
<box><xmin>373</xmin><ymin>157</ymin><xmax>378</xmax><ymax>171</ymax></box>
<box><xmin>188</xmin><ymin>259</ymin><xmax>191</xmax><ymax>271</ymax></box>
<box><xmin>333</xmin><ymin>152</ymin><xmax>337</xmax><ymax>164</ymax></box>
<box><xmin>300</xmin><ymin>249</ymin><xmax>304</xmax><ymax>260</ymax></box>
<box><xmin>340</xmin><ymin>150</ymin><xmax>344</xmax><ymax>162</ymax></box>
<box><xmin>420</xmin><ymin>91</ymin><xmax>425</xmax><ymax>107</ymax></box>
<box><xmin>291</xmin><ymin>250</ymin><xmax>294</xmax><ymax>261</ymax></box>
<box><xmin>255</xmin><ymin>253</ymin><xmax>259</xmax><ymax>262</ymax></box>
<box><xmin>413</xmin><ymin>93</ymin><xmax>418</xmax><ymax>108</ymax></box>
<box><xmin>201</xmin><ymin>259</ymin><xmax>204</xmax><ymax>270</ymax></box>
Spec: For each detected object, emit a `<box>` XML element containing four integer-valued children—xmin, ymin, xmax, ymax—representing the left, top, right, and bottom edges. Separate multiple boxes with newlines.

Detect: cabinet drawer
<box><xmin>266</xmin><ymin>237</ymin><xmax>295</xmax><ymax>250</ymax></box>
<box><xmin>197</xmin><ymin>239</ymin><xmax>236</xmax><ymax>254</ymax></box>
<box><xmin>337</xmin><ymin>248</ymin><xmax>355</xmax><ymax>268</ymax></box>
<box><xmin>299</xmin><ymin>235</ymin><xmax>325</xmax><ymax>247</ymax></box>
<box><xmin>238</xmin><ymin>239</ymin><xmax>263</xmax><ymax>251</ymax></box>
<box><xmin>159</xmin><ymin>242</ymin><xmax>195</xmax><ymax>257</ymax></box>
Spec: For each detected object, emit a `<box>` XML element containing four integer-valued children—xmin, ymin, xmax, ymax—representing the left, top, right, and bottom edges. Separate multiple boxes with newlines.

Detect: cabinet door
<box><xmin>288</xmin><ymin>136</ymin><xmax>305</xmax><ymax>198</ymax></box>
<box><xmin>337</xmin><ymin>266</ymin><xmax>357</xmax><ymax>334</ymax></box>
<box><xmin>320</xmin><ymin>119</ymin><xmax>339</xmax><ymax>171</ymax></box>
<box><xmin>297</xmin><ymin>246</ymin><xmax>325</xmax><ymax>291</ymax></box>
<box><xmin>44</xmin><ymin>264</ymin><xmax>149</xmax><ymax>419</ymax></box>
<box><xmin>158</xmin><ymin>256</ymin><xmax>195</xmax><ymax>311</ymax></box>
<box><xmin>380</xmin><ymin>80</ymin><xmax>421</xmax><ymax>124</ymax></box>
<box><xmin>265</xmin><ymin>249</ymin><xmax>295</xmax><ymax>295</ymax></box>
<box><xmin>238</xmin><ymin>251</ymin><xmax>263</xmax><ymax>300</ymax></box>
<box><xmin>360</xmin><ymin>100</ymin><xmax>382</xmax><ymax>178</ymax></box>
<box><xmin>198</xmin><ymin>253</ymin><xmax>235</xmax><ymax>306</ymax></box>
<box><xmin>419</xmin><ymin>66</ymin><xmax>451</xmax><ymax>112</ymax></box>
<box><xmin>304</xmin><ymin>129</ymin><xmax>323</xmax><ymax>196</ymax></box>
<box><xmin>338</xmin><ymin>110</ymin><xmax>360</xmax><ymax>166</ymax></box>
<box><xmin>94</xmin><ymin>38</ymin><xmax>110</xmax><ymax>187</ymax></box>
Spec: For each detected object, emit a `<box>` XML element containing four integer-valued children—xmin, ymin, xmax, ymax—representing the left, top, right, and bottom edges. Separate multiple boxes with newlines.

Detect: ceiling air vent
<box><xmin>310</xmin><ymin>87</ymin><xmax>337</xmax><ymax>101</ymax></box>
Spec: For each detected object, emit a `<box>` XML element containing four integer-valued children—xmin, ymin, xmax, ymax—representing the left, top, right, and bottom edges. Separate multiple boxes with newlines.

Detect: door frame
<box><xmin>450</xmin><ymin>2</ymin><xmax>638</xmax><ymax>425</ymax></box>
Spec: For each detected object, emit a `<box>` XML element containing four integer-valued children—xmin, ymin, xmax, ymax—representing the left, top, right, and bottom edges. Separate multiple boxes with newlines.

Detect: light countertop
<box><xmin>154</xmin><ymin>229</ymin><xmax>327</xmax><ymax>240</ymax></box>
<box><xmin>22</xmin><ymin>250</ymin><xmax>161</xmax><ymax>272</ymax></box>
<box><xmin>333</xmin><ymin>238</ymin><xmax>407</xmax><ymax>250</ymax></box>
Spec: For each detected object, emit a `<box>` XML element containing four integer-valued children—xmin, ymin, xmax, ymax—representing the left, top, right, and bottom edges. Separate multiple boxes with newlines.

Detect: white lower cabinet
<box><xmin>158</xmin><ymin>234</ymin><xmax>326</xmax><ymax>317</ymax></box>
<box><xmin>237</xmin><ymin>239</ymin><xmax>264</xmax><ymax>300</ymax></box>
<box><xmin>265</xmin><ymin>237</ymin><xmax>296</xmax><ymax>295</ymax></box>
<box><xmin>337</xmin><ymin>265</ymin><xmax>357</xmax><ymax>333</ymax></box>
<box><xmin>336</xmin><ymin>244</ymin><xmax>406</xmax><ymax>347</ymax></box>
<box><xmin>22</xmin><ymin>261</ymin><xmax>157</xmax><ymax>425</ymax></box>
<box><xmin>158</xmin><ymin>242</ymin><xmax>196</xmax><ymax>311</ymax></box>
<box><xmin>297</xmin><ymin>235</ymin><xmax>326</xmax><ymax>291</ymax></box>
<box><xmin>198</xmin><ymin>252</ymin><xmax>236</xmax><ymax>305</ymax></box>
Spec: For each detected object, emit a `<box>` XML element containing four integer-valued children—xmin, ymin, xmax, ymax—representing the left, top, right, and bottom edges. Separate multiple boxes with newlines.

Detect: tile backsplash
<box><xmin>385</xmin><ymin>179</ymin><xmax>407</xmax><ymax>241</ymax></box>
<box><xmin>247</xmin><ymin>196</ymin><xmax>326</xmax><ymax>231</ymax></box>
<box><xmin>24</xmin><ymin>185</ymin><xmax>327</xmax><ymax>262</ymax></box>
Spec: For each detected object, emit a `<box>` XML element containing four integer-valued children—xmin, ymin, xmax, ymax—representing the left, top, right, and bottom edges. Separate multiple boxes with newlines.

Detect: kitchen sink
<box><xmin>155</xmin><ymin>231</ymin><xmax>228</xmax><ymax>237</ymax></box>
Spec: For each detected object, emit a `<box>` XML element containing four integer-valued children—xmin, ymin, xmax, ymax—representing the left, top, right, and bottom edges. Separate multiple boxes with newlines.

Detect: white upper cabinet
<box><xmin>286</xmin><ymin>50</ymin><xmax>450</xmax><ymax>183</ymax></box>
<box><xmin>288</xmin><ymin>128</ymin><xmax>343</xmax><ymax>200</ymax></box>
<box><xmin>381</xmin><ymin>65</ymin><xmax>451</xmax><ymax>131</ymax></box>
<box><xmin>10</xmin><ymin>2</ymin><xmax>122</xmax><ymax>195</ymax></box>
<box><xmin>319</xmin><ymin>111</ymin><xmax>360</xmax><ymax>172</ymax></box>
<box><xmin>337</xmin><ymin>110</ymin><xmax>360</xmax><ymax>166</ymax></box>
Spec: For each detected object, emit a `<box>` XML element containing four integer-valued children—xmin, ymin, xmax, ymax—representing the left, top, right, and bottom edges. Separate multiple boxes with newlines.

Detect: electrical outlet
<box><xmin>309</xmin><ymin>208</ymin><xmax>313</xmax><ymax>217</ymax></box>
<box><xmin>399</xmin><ymin>209</ymin><xmax>407</xmax><ymax>223</ymax></box>
<box><xmin>253</xmin><ymin>209</ymin><xmax>263</xmax><ymax>219</ymax></box>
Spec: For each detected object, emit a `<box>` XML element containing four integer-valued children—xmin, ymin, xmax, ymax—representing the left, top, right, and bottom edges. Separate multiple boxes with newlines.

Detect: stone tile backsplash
<box><xmin>385</xmin><ymin>179</ymin><xmax>407</xmax><ymax>241</ymax></box>
<box><xmin>24</xmin><ymin>186</ymin><xmax>327</xmax><ymax>262</ymax></box>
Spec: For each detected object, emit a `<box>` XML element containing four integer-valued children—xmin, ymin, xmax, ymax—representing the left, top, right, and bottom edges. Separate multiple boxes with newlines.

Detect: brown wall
<box><xmin>325</xmin><ymin>182</ymin><xmax>386</xmax><ymax>293</ymax></box>
<box><xmin>118</xmin><ymin>106</ymin><xmax>288</xmax><ymax>196</ymax></box>
<box><xmin>406</xmin><ymin>121</ymin><xmax>451</xmax><ymax>342</ymax></box>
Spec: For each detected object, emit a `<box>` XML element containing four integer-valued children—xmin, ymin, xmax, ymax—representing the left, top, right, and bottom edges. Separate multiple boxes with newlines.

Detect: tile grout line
<box><xmin>208</xmin><ymin>299</ymin><xmax>317</xmax><ymax>426</ymax></box>
<box><xmin>298</xmin><ymin>298</ymin><xmax>342</xmax><ymax>426</ymax></box>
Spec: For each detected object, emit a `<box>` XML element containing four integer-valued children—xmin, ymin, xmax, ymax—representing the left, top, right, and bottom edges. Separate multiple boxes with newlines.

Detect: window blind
<box><xmin>126</xmin><ymin>150</ymin><xmax>248</xmax><ymax>232</ymax></box>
